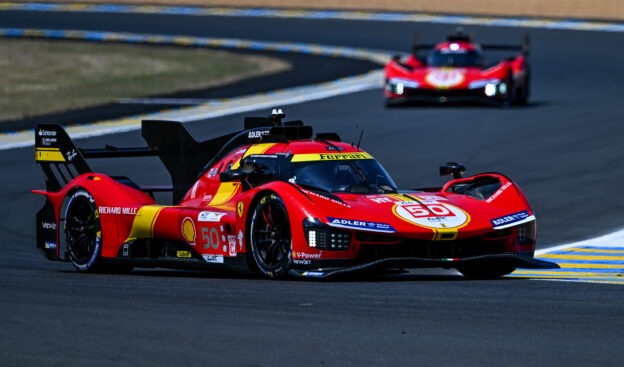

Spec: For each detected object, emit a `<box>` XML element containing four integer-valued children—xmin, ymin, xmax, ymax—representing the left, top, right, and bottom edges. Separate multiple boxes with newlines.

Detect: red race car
<box><xmin>33</xmin><ymin>110</ymin><xmax>557</xmax><ymax>279</ymax></box>
<box><xmin>384</xmin><ymin>28</ymin><xmax>530</xmax><ymax>107</ymax></box>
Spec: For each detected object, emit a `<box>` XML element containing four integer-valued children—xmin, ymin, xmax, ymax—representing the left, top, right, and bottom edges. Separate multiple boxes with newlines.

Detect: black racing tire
<box><xmin>457</xmin><ymin>265</ymin><xmax>515</xmax><ymax>279</ymax></box>
<box><xmin>384</xmin><ymin>98</ymin><xmax>397</xmax><ymax>108</ymax></box>
<box><xmin>497</xmin><ymin>64</ymin><xmax>515</xmax><ymax>107</ymax></box>
<box><xmin>503</xmin><ymin>73</ymin><xmax>515</xmax><ymax>107</ymax></box>
<box><xmin>64</xmin><ymin>189</ymin><xmax>103</xmax><ymax>272</ymax></box>
<box><xmin>249</xmin><ymin>193</ymin><xmax>292</xmax><ymax>279</ymax></box>
<box><xmin>517</xmin><ymin>72</ymin><xmax>531</xmax><ymax>106</ymax></box>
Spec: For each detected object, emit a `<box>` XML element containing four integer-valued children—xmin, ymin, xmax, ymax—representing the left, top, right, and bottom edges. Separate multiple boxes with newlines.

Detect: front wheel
<box><xmin>500</xmin><ymin>66</ymin><xmax>515</xmax><ymax>107</ymax></box>
<box><xmin>65</xmin><ymin>189</ymin><xmax>102</xmax><ymax>272</ymax></box>
<box><xmin>249</xmin><ymin>193</ymin><xmax>292</xmax><ymax>279</ymax></box>
<box><xmin>517</xmin><ymin>73</ymin><xmax>530</xmax><ymax>106</ymax></box>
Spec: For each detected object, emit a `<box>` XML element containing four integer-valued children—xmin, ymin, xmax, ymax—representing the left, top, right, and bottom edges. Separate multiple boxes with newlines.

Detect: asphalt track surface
<box><xmin>1</xmin><ymin>8</ymin><xmax>624</xmax><ymax>367</ymax></box>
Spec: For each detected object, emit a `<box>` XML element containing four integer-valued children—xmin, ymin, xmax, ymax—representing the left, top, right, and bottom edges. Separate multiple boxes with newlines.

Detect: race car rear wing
<box><xmin>34</xmin><ymin>122</ymin><xmax>236</xmax><ymax>204</ymax></box>
<box><xmin>35</xmin><ymin>124</ymin><xmax>160</xmax><ymax>193</ymax></box>
<box><xmin>411</xmin><ymin>32</ymin><xmax>530</xmax><ymax>57</ymax></box>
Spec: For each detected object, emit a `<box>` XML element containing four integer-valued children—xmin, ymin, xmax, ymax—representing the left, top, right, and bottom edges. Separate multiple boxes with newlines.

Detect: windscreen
<box><xmin>427</xmin><ymin>49</ymin><xmax>482</xmax><ymax>67</ymax></box>
<box><xmin>290</xmin><ymin>159</ymin><xmax>398</xmax><ymax>194</ymax></box>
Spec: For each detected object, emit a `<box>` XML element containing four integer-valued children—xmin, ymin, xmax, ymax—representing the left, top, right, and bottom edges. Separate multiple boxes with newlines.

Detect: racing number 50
<box><xmin>405</xmin><ymin>204</ymin><xmax>451</xmax><ymax>218</ymax></box>
<box><xmin>202</xmin><ymin>227</ymin><xmax>220</xmax><ymax>249</ymax></box>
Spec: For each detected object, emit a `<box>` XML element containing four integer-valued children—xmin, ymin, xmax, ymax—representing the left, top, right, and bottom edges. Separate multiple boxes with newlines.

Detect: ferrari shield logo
<box><xmin>237</xmin><ymin>202</ymin><xmax>244</xmax><ymax>218</ymax></box>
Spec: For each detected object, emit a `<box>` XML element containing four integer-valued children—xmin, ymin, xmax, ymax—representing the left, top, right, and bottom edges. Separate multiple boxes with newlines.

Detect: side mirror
<box><xmin>440</xmin><ymin>162</ymin><xmax>466</xmax><ymax>179</ymax></box>
<box><xmin>220</xmin><ymin>170</ymin><xmax>247</xmax><ymax>182</ymax></box>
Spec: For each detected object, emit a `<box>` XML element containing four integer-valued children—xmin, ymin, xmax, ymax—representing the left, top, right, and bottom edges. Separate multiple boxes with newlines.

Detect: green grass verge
<box><xmin>0</xmin><ymin>38</ymin><xmax>290</xmax><ymax>122</ymax></box>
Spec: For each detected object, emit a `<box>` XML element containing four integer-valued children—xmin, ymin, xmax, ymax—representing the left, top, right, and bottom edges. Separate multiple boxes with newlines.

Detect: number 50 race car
<box><xmin>33</xmin><ymin>110</ymin><xmax>557</xmax><ymax>279</ymax></box>
<box><xmin>384</xmin><ymin>28</ymin><xmax>530</xmax><ymax>107</ymax></box>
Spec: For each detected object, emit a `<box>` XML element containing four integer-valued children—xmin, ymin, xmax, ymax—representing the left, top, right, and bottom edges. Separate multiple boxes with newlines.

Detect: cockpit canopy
<box><xmin>235</xmin><ymin>153</ymin><xmax>399</xmax><ymax>194</ymax></box>
<box><xmin>290</xmin><ymin>159</ymin><xmax>398</xmax><ymax>194</ymax></box>
<box><xmin>427</xmin><ymin>43</ymin><xmax>483</xmax><ymax>67</ymax></box>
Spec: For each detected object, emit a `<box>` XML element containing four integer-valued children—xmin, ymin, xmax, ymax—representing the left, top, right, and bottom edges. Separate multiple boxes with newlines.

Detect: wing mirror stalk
<box><xmin>440</xmin><ymin>162</ymin><xmax>466</xmax><ymax>179</ymax></box>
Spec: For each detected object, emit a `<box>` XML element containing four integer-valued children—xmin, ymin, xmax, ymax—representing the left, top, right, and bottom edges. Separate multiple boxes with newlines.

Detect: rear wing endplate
<box><xmin>35</xmin><ymin>125</ymin><xmax>92</xmax><ymax>192</ymax></box>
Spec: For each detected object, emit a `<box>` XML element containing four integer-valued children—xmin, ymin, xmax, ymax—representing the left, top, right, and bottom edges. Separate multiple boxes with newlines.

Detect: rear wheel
<box><xmin>65</xmin><ymin>190</ymin><xmax>102</xmax><ymax>272</ymax></box>
<box><xmin>457</xmin><ymin>265</ymin><xmax>515</xmax><ymax>279</ymax></box>
<box><xmin>249</xmin><ymin>193</ymin><xmax>292</xmax><ymax>279</ymax></box>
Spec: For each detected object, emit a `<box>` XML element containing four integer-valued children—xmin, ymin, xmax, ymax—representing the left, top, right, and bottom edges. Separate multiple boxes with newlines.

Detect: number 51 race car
<box><xmin>384</xmin><ymin>28</ymin><xmax>530</xmax><ymax>107</ymax></box>
<box><xmin>33</xmin><ymin>110</ymin><xmax>558</xmax><ymax>279</ymax></box>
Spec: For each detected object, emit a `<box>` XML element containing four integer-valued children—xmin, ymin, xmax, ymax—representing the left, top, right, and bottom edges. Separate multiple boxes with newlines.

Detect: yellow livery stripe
<box><xmin>209</xmin><ymin>182</ymin><xmax>241</xmax><ymax>206</ymax></box>
<box><xmin>231</xmin><ymin>143</ymin><xmax>276</xmax><ymax>169</ymax></box>
<box><xmin>35</xmin><ymin>148</ymin><xmax>65</xmax><ymax>162</ymax></box>
<box><xmin>124</xmin><ymin>205</ymin><xmax>167</xmax><ymax>242</ymax></box>
<box><xmin>432</xmin><ymin>228</ymin><xmax>458</xmax><ymax>241</ymax></box>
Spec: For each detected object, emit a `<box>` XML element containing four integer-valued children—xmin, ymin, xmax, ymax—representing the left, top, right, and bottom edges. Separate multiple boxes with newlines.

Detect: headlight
<box><xmin>468</xmin><ymin>79</ymin><xmax>500</xmax><ymax>89</ymax></box>
<box><xmin>303</xmin><ymin>218</ymin><xmax>351</xmax><ymax>251</ymax></box>
<box><xmin>498</xmin><ymin>82</ymin><xmax>508</xmax><ymax>95</ymax></box>
<box><xmin>387</xmin><ymin>78</ymin><xmax>419</xmax><ymax>94</ymax></box>
<box><xmin>485</xmin><ymin>83</ymin><xmax>497</xmax><ymax>97</ymax></box>
<box><xmin>469</xmin><ymin>79</ymin><xmax>508</xmax><ymax>97</ymax></box>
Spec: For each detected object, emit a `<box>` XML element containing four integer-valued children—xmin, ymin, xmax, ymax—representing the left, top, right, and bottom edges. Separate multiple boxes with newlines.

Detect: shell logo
<box><xmin>181</xmin><ymin>217</ymin><xmax>196</xmax><ymax>245</ymax></box>
<box><xmin>425</xmin><ymin>68</ymin><xmax>465</xmax><ymax>89</ymax></box>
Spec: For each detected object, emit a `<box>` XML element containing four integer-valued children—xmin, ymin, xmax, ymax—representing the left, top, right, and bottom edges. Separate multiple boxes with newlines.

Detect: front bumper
<box><xmin>386</xmin><ymin>94</ymin><xmax>506</xmax><ymax>106</ymax></box>
<box><xmin>384</xmin><ymin>80</ymin><xmax>511</xmax><ymax>106</ymax></box>
<box><xmin>288</xmin><ymin>253</ymin><xmax>559</xmax><ymax>279</ymax></box>
<box><xmin>385</xmin><ymin>89</ymin><xmax>508</xmax><ymax>106</ymax></box>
